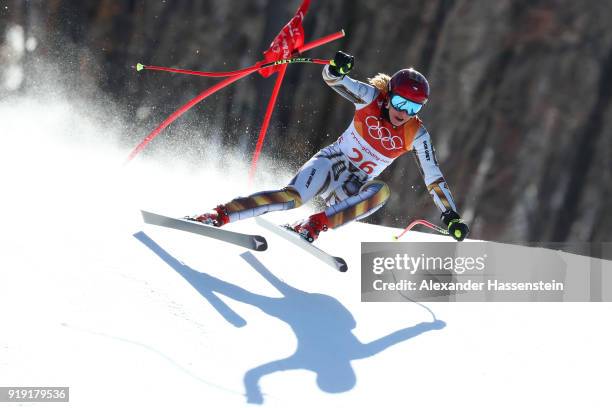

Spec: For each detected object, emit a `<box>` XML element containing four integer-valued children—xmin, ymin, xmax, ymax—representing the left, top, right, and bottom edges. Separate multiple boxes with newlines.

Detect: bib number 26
<box><xmin>347</xmin><ymin>148</ymin><xmax>377</xmax><ymax>174</ymax></box>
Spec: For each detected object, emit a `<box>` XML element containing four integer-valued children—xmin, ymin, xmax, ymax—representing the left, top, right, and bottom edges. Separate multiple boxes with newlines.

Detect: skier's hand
<box><xmin>329</xmin><ymin>51</ymin><xmax>354</xmax><ymax>77</ymax></box>
<box><xmin>441</xmin><ymin>209</ymin><xmax>469</xmax><ymax>241</ymax></box>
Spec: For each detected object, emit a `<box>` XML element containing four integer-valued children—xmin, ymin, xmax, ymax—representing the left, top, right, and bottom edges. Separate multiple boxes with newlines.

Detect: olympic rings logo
<box><xmin>365</xmin><ymin>116</ymin><xmax>403</xmax><ymax>150</ymax></box>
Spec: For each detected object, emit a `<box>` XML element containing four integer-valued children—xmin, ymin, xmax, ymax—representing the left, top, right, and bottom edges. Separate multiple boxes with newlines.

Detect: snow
<box><xmin>0</xmin><ymin>92</ymin><xmax>610</xmax><ymax>407</ymax></box>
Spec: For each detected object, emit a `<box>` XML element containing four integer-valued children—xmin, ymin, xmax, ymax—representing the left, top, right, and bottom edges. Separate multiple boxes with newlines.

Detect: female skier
<box><xmin>188</xmin><ymin>51</ymin><xmax>469</xmax><ymax>242</ymax></box>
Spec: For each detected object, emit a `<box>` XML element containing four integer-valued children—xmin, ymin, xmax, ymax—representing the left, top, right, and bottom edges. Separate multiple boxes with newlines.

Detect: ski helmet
<box><xmin>388</xmin><ymin>68</ymin><xmax>430</xmax><ymax>104</ymax></box>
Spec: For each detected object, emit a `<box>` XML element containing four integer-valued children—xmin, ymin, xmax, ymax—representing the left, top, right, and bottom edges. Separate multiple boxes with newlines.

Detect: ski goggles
<box><xmin>390</xmin><ymin>94</ymin><xmax>423</xmax><ymax>116</ymax></box>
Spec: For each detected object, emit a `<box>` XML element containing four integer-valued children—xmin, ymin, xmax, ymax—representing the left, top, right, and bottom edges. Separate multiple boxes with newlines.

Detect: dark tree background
<box><xmin>2</xmin><ymin>0</ymin><xmax>611</xmax><ymax>245</ymax></box>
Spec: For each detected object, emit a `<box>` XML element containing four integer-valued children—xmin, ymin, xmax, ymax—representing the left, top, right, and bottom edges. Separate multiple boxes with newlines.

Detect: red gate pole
<box><xmin>125</xmin><ymin>67</ymin><xmax>258</xmax><ymax>164</ymax></box>
<box><xmin>248</xmin><ymin>64</ymin><xmax>288</xmax><ymax>183</ymax></box>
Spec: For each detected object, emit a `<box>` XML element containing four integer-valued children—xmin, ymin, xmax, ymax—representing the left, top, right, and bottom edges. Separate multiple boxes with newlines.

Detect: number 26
<box><xmin>347</xmin><ymin>148</ymin><xmax>376</xmax><ymax>174</ymax></box>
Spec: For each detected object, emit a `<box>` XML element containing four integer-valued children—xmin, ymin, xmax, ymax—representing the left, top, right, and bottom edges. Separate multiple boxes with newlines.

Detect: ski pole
<box><xmin>135</xmin><ymin>57</ymin><xmax>330</xmax><ymax>78</ymax></box>
<box><xmin>393</xmin><ymin>219</ymin><xmax>449</xmax><ymax>240</ymax></box>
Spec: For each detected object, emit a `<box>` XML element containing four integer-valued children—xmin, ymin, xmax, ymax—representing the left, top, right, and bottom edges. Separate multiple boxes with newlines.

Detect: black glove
<box><xmin>329</xmin><ymin>51</ymin><xmax>354</xmax><ymax>77</ymax></box>
<box><xmin>441</xmin><ymin>209</ymin><xmax>469</xmax><ymax>242</ymax></box>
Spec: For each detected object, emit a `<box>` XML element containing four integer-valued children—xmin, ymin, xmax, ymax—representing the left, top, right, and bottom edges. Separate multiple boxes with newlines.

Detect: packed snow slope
<box><xmin>0</xmin><ymin>92</ymin><xmax>611</xmax><ymax>407</ymax></box>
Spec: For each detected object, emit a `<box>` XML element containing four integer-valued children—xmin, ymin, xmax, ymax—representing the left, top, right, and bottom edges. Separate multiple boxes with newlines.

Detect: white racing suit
<box><xmin>220</xmin><ymin>66</ymin><xmax>457</xmax><ymax>229</ymax></box>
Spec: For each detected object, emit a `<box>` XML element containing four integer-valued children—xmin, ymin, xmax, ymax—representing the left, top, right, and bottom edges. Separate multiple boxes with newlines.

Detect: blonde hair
<box><xmin>368</xmin><ymin>73</ymin><xmax>391</xmax><ymax>95</ymax></box>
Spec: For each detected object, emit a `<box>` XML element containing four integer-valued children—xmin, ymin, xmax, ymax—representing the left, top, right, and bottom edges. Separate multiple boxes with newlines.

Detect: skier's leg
<box><xmin>291</xmin><ymin>180</ymin><xmax>390</xmax><ymax>241</ymax></box>
<box><xmin>187</xmin><ymin>187</ymin><xmax>302</xmax><ymax>226</ymax></box>
<box><xmin>221</xmin><ymin>187</ymin><xmax>303</xmax><ymax>223</ymax></box>
<box><xmin>190</xmin><ymin>148</ymin><xmax>336</xmax><ymax>226</ymax></box>
<box><xmin>325</xmin><ymin>180</ymin><xmax>391</xmax><ymax>228</ymax></box>
<box><xmin>222</xmin><ymin>152</ymin><xmax>336</xmax><ymax>222</ymax></box>
<box><xmin>286</xmin><ymin>155</ymin><xmax>335</xmax><ymax>203</ymax></box>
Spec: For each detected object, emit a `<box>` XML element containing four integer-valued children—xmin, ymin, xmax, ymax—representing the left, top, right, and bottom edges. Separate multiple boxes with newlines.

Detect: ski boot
<box><xmin>185</xmin><ymin>205</ymin><xmax>230</xmax><ymax>227</ymax></box>
<box><xmin>290</xmin><ymin>211</ymin><xmax>329</xmax><ymax>243</ymax></box>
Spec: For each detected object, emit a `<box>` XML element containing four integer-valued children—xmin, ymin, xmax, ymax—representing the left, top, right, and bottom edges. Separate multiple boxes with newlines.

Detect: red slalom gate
<box><xmin>126</xmin><ymin>0</ymin><xmax>344</xmax><ymax>184</ymax></box>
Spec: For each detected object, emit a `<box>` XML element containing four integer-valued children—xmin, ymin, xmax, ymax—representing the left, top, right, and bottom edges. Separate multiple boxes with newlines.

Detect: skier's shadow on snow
<box><xmin>134</xmin><ymin>232</ymin><xmax>445</xmax><ymax>404</ymax></box>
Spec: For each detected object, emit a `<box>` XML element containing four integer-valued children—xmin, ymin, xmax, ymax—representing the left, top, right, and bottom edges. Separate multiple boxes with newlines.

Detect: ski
<box><xmin>255</xmin><ymin>216</ymin><xmax>348</xmax><ymax>272</ymax></box>
<box><xmin>141</xmin><ymin>210</ymin><xmax>268</xmax><ymax>251</ymax></box>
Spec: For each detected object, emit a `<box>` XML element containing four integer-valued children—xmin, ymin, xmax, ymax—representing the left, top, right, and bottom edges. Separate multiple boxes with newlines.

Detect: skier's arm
<box><xmin>322</xmin><ymin>51</ymin><xmax>377</xmax><ymax>108</ymax></box>
<box><xmin>356</xmin><ymin>320</ymin><xmax>446</xmax><ymax>359</ymax></box>
<box><xmin>411</xmin><ymin>128</ymin><xmax>469</xmax><ymax>240</ymax></box>
<box><xmin>411</xmin><ymin>128</ymin><xmax>457</xmax><ymax>213</ymax></box>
